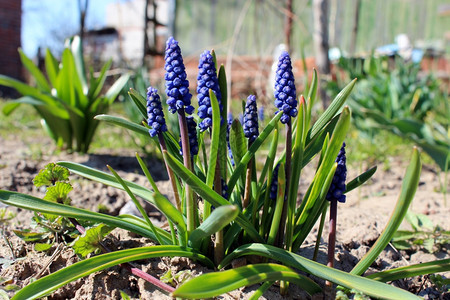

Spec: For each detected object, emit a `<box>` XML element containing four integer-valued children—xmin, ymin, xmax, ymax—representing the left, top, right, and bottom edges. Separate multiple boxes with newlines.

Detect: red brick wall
<box><xmin>0</xmin><ymin>0</ymin><xmax>22</xmax><ymax>96</ymax></box>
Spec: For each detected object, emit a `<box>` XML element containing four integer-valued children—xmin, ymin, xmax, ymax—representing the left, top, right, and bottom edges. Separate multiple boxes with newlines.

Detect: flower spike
<box><xmin>243</xmin><ymin>95</ymin><xmax>259</xmax><ymax>143</ymax></box>
<box><xmin>327</xmin><ymin>143</ymin><xmax>347</xmax><ymax>203</ymax></box>
<box><xmin>197</xmin><ymin>50</ymin><xmax>223</xmax><ymax>132</ymax></box>
<box><xmin>164</xmin><ymin>37</ymin><xmax>194</xmax><ymax>115</ymax></box>
<box><xmin>274</xmin><ymin>51</ymin><xmax>297</xmax><ymax>124</ymax></box>
<box><xmin>146</xmin><ymin>87</ymin><xmax>167</xmax><ymax>137</ymax></box>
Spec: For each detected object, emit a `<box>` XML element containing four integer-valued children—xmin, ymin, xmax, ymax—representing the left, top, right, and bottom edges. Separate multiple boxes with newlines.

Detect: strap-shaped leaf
<box><xmin>308</xmin><ymin>78</ymin><xmax>356</xmax><ymax>141</ymax></box>
<box><xmin>205</xmin><ymin>89</ymin><xmax>221</xmax><ymax>188</ymax></box>
<box><xmin>219</xmin><ymin>244</ymin><xmax>420</xmax><ymax>300</ymax></box>
<box><xmin>128</xmin><ymin>88</ymin><xmax>148</xmax><ymax>119</ymax></box>
<box><xmin>188</xmin><ymin>205</ymin><xmax>239</xmax><ymax>248</ymax></box>
<box><xmin>105</xmin><ymin>73</ymin><xmax>131</xmax><ymax>104</ymax></box>
<box><xmin>345</xmin><ymin>166</ymin><xmax>377</xmax><ymax>194</ymax></box>
<box><xmin>18</xmin><ymin>48</ymin><xmax>51</xmax><ymax>92</ymax></box>
<box><xmin>12</xmin><ymin>246</ymin><xmax>213</xmax><ymax>300</ymax></box>
<box><xmin>351</xmin><ymin>147</ymin><xmax>422</xmax><ymax>276</ymax></box>
<box><xmin>366</xmin><ymin>259</ymin><xmax>450</xmax><ymax>282</ymax></box>
<box><xmin>44</xmin><ymin>48</ymin><xmax>60</xmax><ymax>88</ymax></box>
<box><xmin>227</xmin><ymin>112</ymin><xmax>282</xmax><ymax>192</ymax></box>
<box><xmin>172</xmin><ymin>263</ymin><xmax>321</xmax><ymax>298</ymax></box>
<box><xmin>95</xmin><ymin>114</ymin><xmax>149</xmax><ymax>136</ymax></box>
<box><xmin>0</xmin><ymin>190</ymin><xmax>170</xmax><ymax>243</ymax></box>
<box><xmin>56</xmin><ymin>161</ymin><xmax>154</xmax><ymax>202</ymax></box>
<box><xmin>163</xmin><ymin>151</ymin><xmax>264</xmax><ymax>243</ymax></box>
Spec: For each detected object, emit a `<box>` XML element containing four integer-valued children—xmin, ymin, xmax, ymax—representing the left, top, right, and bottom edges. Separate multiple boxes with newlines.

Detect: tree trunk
<box><xmin>349</xmin><ymin>0</ymin><xmax>361</xmax><ymax>56</ymax></box>
<box><xmin>284</xmin><ymin>0</ymin><xmax>293</xmax><ymax>53</ymax></box>
<box><xmin>313</xmin><ymin>0</ymin><xmax>331</xmax><ymax>109</ymax></box>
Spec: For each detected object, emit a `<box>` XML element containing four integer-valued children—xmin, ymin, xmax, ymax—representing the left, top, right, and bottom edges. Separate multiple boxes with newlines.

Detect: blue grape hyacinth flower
<box><xmin>179</xmin><ymin>116</ymin><xmax>199</xmax><ymax>157</ymax></box>
<box><xmin>164</xmin><ymin>37</ymin><xmax>194</xmax><ymax>115</ymax></box>
<box><xmin>243</xmin><ymin>95</ymin><xmax>259</xmax><ymax>143</ymax></box>
<box><xmin>269</xmin><ymin>163</ymin><xmax>281</xmax><ymax>201</ymax></box>
<box><xmin>197</xmin><ymin>50</ymin><xmax>222</xmax><ymax>132</ymax></box>
<box><xmin>326</xmin><ymin>143</ymin><xmax>347</xmax><ymax>203</ymax></box>
<box><xmin>274</xmin><ymin>51</ymin><xmax>297</xmax><ymax>124</ymax></box>
<box><xmin>146</xmin><ymin>87</ymin><xmax>167</xmax><ymax>137</ymax></box>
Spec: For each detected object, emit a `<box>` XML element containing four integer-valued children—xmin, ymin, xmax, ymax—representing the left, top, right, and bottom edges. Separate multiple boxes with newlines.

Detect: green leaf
<box><xmin>351</xmin><ymin>147</ymin><xmax>422</xmax><ymax>276</ymax></box>
<box><xmin>309</xmin><ymin>79</ymin><xmax>356</xmax><ymax>140</ymax></box>
<box><xmin>88</xmin><ymin>60</ymin><xmax>112</xmax><ymax>100</ymax></box>
<box><xmin>33</xmin><ymin>163</ymin><xmax>70</xmax><ymax>187</ymax></box>
<box><xmin>68</xmin><ymin>35</ymin><xmax>87</xmax><ymax>92</ymax></box>
<box><xmin>11</xmin><ymin>246</ymin><xmax>214</xmax><ymax>300</ymax></box>
<box><xmin>13</xmin><ymin>230</ymin><xmax>47</xmax><ymax>242</ymax></box>
<box><xmin>56</xmin><ymin>162</ymin><xmax>154</xmax><ymax>203</ymax></box>
<box><xmin>44</xmin><ymin>48</ymin><xmax>60</xmax><ymax>87</ymax></box>
<box><xmin>0</xmin><ymin>190</ymin><xmax>168</xmax><ymax>242</ymax></box>
<box><xmin>72</xmin><ymin>224</ymin><xmax>114</xmax><ymax>257</ymax></box>
<box><xmin>95</xmin><ymin>114</ymin><xmax>149</xmax><ymax>136</ymax></box>
<box><xmin>163</xmin><ymin>151</ymin><xmax>264</xmax><ymax>243</ymax></box>
<box><xmin>0</xmin><ymin>76</ymin><xmax>69</xmax><ymax>118</ymax></box>
<box><xmin>219</xmin><ymin>244</ymin><xmax>420</xmax><ymax>300</ymax></box>
<box><xmin>172</xmin><ymin>263</ymin><xmax>321</xmax><ymax>298</ymax></box>
<box><xmin>293</xmin><ymin>107</ymin><xmax>351</xmax><ymax>250</ymax></box>
<box><xmin>105</xmin><ymin>73</ymin><xmax>131</xmax><ymax>104</ymax></box>
<box><xmin>43</xmin><ymin>182</ymin><xmax>72</xmax><ymax>205</ymax></box>
<box><xmin>345</xmin><ymin>166</ymin><xmax>377</xmax><ymax>194</ymax></box>
<box><xmin>34</xmin><ymin>243</ymin><xmax>53</xmax><ymax>252</ymax></box>
<box><xmin>218</xmin><ymin>64</ymin><xmax>228</xmax><ymax>122</ymax></box>
<box><xmin>367</xmin><ymin>259</ymin><xmax>450</xmax><ymax>282</ymax></box>
<box><xmin>18</xmin><ymin>48</ymin><xmax>51</xmax><ymax>93</ymax></box>
<box><xmin>227</xmin><ymin>112</ymin><xmax>282</xmax><ymax>193</ymax></box>
<box><xmin>128</xmin><ymin>88</ymin><xmax>148</xmax><ymax>119</ymax></box>
<box><xmin>153</xmin><ymin>192</ymin><xmax>187</xmax><ymax>246</ymax></box>
<box><xmin>205</xmin><ymin>89</ymin><xmax>221</xmax><ymax>188</ymax></box>
<box><xmin>188</xmin><ymin>205</ymin><xmax>239</xmax><ymax>248</ymax></box>
<box><xmin>229</xmin><ymin>119</ymin><xmax>247</xmax><ymax>168</ymax></box>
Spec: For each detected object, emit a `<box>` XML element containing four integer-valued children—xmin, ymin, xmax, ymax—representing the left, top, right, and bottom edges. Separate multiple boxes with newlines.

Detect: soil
<box><xmin>0</xmin><ymin>134</ymin><xmax>449</xmax><ymax>299</ymax></box>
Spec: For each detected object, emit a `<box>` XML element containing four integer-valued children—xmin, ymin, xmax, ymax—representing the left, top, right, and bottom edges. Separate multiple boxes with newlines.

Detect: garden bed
<box><xmin>0</xmin><ymin>134</ymin><xmax>449</xmax><ymax>299</ymax></box>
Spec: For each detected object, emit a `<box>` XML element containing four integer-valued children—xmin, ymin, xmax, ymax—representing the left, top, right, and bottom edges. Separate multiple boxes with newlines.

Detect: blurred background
<box><xmin>1</xmin><ymin>0</ymin><xmax>448</xmax><ymax>100</ymax></box>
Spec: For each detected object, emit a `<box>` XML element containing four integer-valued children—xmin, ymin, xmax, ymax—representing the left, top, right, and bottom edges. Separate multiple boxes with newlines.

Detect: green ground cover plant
<box><xmin>1</xmin><ymin>37</ymin><xmax>449</xmax><ymax>299</ymax></box>
<box><xmin>0</xmin><ymin>36</ymin><xmax>130</xmax><ymax>153</ymax></box>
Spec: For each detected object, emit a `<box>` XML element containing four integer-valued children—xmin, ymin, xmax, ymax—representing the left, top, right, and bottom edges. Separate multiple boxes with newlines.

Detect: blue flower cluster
<box><xmin>197</xmin><ymin>50</ymin><xmax>222</xmax><ymax>132</ymax></box>
<box><xmin>221</xmin><ymin>178</ymin><xmax>228</xmax><ymax>199</ymax></box>
<box><xmin>146</xmin><ymin>87</ymin><xmax>167</xmax><ymax>137</ymax></box>
<box><xmin>274</xmin><ymin>51</ymin><xmax>297</xmax><ymax>124</ymax></box>
<box><xmin>164</xmin><ymin>37</ymin><xmax>194</xmax><ymax>115</ymax></box>
<box><xmin>179</xmin><ymin>116</ymin><xmax>199</xmax><ymax>157</ymax></box>
<box><xmin>243</xmin><ymin>95</ymin><xmax>259</xmax><ymax>143</ymax></box>
<box><xmin>326</xmin><ymin>143</ymin><xmax>347</xmax><ymax>203</ymax></box>
<box><xmin>269</xmin><ymin>163</ymin><xmax>281</xmax><ymax>201</ymax></box>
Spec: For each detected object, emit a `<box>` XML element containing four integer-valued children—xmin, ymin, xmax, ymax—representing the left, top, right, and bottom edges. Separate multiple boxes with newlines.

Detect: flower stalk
<box><xmin>326</xmin><ymin>143</ymin><xmax>347</xmax><ymax>286</ymax></box>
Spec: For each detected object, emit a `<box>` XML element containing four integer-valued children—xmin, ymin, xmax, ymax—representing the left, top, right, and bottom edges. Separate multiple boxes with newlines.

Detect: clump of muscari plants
<box><xmin>1</xmin><ymin>37</ymin><xmax>448</xmax><ymax>300</ymax></box>
<box><xmin>0</xmin><ymin>36</ymin><xmax>130</xmax><ymax>153</ymax></box>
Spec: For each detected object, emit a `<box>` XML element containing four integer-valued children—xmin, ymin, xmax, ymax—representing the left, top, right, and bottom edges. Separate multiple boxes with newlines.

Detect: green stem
<box><xmin>277</xmin><ymin>119</ymin><xmax>292</xmax><ymax>248</ymax></box>
<box><xmin>213</xmin><ymin>159</ymin><xmax>224</xmax><ymax>264</ymax></box>
<box><xmin>326</xmin><ymin>198</ymin><xmax>337</xmax><ymax>287</ymax></box>
<box><xmin>313</xmin><ymin>201</ymin><xmax>328</xmax><ymax>261</ymax></box>
<box><xmin>157</xmin><ymin>134</ymin><xmax>182</xmax><ymax>212</ymax></box>
<box><xmin>178</xmin><ymin>109</ymin><xmax>196</xmax><ymax>234</ymax></box>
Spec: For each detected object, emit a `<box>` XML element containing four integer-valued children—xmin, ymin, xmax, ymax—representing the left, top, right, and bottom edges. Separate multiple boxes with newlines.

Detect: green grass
<box><xmin>0</xmin><ymin>100</ymin><xmax>144</xmax><ymax>155</ymax></box>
